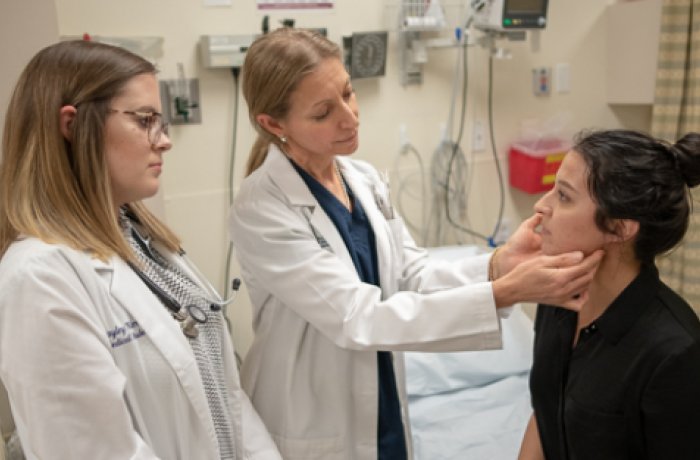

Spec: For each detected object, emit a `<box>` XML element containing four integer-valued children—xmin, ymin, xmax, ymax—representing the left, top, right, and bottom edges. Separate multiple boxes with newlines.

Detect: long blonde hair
<box><xmin>241</xmin><ymin>28</ymin><xmax>341</xmax><ymax>176</ymax></box>
<box><xmin>0</xmin><ymin>40</ymin><xmax>179</xmax><ymax>261</ymax></box>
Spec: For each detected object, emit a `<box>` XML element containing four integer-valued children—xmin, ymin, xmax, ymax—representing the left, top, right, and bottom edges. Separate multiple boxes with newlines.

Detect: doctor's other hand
<box><xmin>491</xmin><ymin>249</ymin><xmax>604</xmax><ymax>310</ymax></box>
<box><xmin>493</xmin><ymin>213</ymin><xmax>544</xmax><ymax>276</ymax></box>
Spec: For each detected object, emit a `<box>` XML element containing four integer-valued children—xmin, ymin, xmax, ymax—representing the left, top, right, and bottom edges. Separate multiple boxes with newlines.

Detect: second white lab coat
<box><xmin>230</xmin><ymin>145</ymin><xmax>503</xmax><ymax>460</ymax></box>
<box><xmin>0</xmin><ymin>237</ymin><xmax>281</xmax><ymax>460</ymax></box>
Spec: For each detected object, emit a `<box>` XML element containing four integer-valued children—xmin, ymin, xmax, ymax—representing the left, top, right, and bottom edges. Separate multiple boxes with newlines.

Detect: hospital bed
<box><xmin>405</xmin><ymin>245</ymin><xmax>534</xmax><ymax>460</ymax></box>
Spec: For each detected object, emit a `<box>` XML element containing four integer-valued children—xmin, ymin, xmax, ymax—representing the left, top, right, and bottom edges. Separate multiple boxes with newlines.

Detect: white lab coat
<box><xmin>0</xmin><ymin>236</ymin><xmax>281</xmax><ymax>460</ymax></box>
<box><xmin>230</xmin><ymin>145</ymin><xmax>503</xmax><ymax>460</ymax></box>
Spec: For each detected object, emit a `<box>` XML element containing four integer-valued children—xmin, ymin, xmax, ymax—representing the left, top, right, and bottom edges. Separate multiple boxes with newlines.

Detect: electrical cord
<box><xmin>223</xmin><ymin>67</ymin><xmax>240</xmax><ymax>334</ymax></box>
<box><xmin>487</xmin><ymin>53</ymin><xmax>506</xmax><ymax>242</ymax></box>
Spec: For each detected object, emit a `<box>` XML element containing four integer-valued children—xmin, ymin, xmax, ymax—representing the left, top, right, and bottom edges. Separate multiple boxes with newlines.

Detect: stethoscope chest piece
<box><xmin>181</xmin><ymin>304</ymin><xmax>207</xmax><ymax>339</ymax></box>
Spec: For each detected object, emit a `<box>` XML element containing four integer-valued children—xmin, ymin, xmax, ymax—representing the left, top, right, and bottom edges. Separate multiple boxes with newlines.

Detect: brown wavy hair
<box><xmin>0</xmin><ymin>40</ymin><xmax>179</xmax><ymax>261</ymax></box>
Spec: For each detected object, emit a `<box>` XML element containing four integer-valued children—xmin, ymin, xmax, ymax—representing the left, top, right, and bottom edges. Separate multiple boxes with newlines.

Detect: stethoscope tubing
<box><xmin>128</xmin><ymin>225</ymin><xmax>240</xmax><ymax>338</ymax></box>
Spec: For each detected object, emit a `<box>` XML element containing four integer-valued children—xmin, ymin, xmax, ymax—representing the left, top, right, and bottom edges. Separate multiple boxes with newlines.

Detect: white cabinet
<box><xmin>606</xmin><ymin>0</ymin><xmax>663</xmax><ymax>105</ymax></box>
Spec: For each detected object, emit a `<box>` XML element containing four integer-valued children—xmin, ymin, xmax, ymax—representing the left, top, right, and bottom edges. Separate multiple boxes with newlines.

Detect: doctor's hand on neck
<box><xmin>491</xmin><ymin>249</ymin><xmax>604</xmax><ymax>310</ymax></box>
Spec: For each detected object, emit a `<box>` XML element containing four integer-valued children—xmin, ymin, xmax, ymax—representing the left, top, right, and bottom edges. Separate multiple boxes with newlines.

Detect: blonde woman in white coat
<box><xmin>231</xmin><ymin>28</ymin><xmax>603</xmax><ymax>460</ymax></box>
<box><xmin>0</xmin><ymin>40</ymin><xmax>280</xmax><ymax>460</ymax></box>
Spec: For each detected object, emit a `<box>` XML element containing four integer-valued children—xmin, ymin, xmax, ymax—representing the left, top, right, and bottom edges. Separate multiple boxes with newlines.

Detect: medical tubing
<box><xmin>445</xmin><ymin>29</ymin><xmax>463</xmax><ymax>140</ymax></box>
<box><xmin>428</xmin><ymin>34</ymin><xmax>469</xmax><ymax>246</ymax></box>
<box><xmin>444</xmin><ymin>42</ymin><xmax>506</xmax><ymax>247</ymax></box>
<box><xmin>443</xmin><ymin>35</ymin><xmax>491</xmax><ymax>244</ymax></box>
<box><xmin>128</xmin><ymin>260</ymin><xmax>182</xmax><ymax>315</ymax></box>
<box><xmin>430</xmin><ymin>141</ymin><xmax>467</xmax><ymax>245</ymax></box>
<box><xmin>394</xmin><ymin>142</ymin><xmax>428</xmax><ymax>245</ymax></box>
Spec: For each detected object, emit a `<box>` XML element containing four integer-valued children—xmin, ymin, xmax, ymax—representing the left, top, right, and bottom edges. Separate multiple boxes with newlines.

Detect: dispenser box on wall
<box><xmin>508</xmin><ymin>138</ymin><xmax>569</xmax><ymax>194</ymax></box>
<box><xmin>200</xmin><ymin>34</ymin><xmax>258</xmax><ymax>69</ymax></box>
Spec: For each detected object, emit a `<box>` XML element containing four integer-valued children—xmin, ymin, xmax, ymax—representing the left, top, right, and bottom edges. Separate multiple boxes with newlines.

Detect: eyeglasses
<box><xmin>109</xmin><ymin>109</ymin><xmax>169</xmax><ymax>145</ymax></box>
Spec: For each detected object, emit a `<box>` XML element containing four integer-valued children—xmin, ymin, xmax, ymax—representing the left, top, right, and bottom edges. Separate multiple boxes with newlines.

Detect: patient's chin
<box><xmin>540</xmin><ymin>242</ymin><xmax>561</xmax><ymax>256</ymax></box>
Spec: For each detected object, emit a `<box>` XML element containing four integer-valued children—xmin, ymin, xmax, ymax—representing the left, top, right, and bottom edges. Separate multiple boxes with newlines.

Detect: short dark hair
<box><xmin>573</xmin><ymin>129</ymin><xmax>700</xmax><ymax>263</ymax></box>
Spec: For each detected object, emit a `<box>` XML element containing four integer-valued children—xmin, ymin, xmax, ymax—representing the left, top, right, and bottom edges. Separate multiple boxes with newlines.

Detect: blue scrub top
<box><xmin>293</xmin><ymin>162</ymin><xmax>408</xmax><ymax>460</ymax></box>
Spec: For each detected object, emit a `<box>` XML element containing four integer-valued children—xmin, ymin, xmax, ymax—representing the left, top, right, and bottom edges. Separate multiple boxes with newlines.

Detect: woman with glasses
<box><xmin>0</xmin><ymin>40</ymin><xmax>280</xmax><ymax>459</ymax></box>
<box><xmin>230</xmin><ymin>28</ymin><xmax>602</xmax><ymax>460</ymax></box>
<box><xmin>518</xmin><ymin>129</ymin><xmax>700</xmax><ymax>460</ymax></box>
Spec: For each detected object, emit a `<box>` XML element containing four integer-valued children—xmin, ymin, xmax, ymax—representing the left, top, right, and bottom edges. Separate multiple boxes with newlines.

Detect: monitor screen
<box><xmin>505</xmin><ymin>0</ymin><xmax>546</xmax><ymax>14</ymax></box>
<box><xmin>503</xmin><ymin>0</ymin><xmax>547</xmax><ymax>28</ymax></box>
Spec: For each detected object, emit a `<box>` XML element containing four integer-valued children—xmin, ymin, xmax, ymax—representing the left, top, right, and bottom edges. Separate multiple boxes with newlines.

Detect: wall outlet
<box><xmin>472</xmin><ymin>120</ymin><xmax>485</xmax><ymax>152</ymax></box>
<box><xmin>532</xmin><ymin>67</ymin><xmax>551</xmax><ymax>96</ymax></box>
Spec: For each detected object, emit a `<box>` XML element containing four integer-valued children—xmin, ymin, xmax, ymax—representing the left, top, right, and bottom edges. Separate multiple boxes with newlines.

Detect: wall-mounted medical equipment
<box><xmin>397</xmin><ymin>0</ymin><xmax>548</xmax><ymax>86</ymax></box>
<box><xmin>398</xmin><ymin>0</ymin><xmax>452</xmax><ymax>85</ymax></box>
<box><xmin>200</xmin><ymin>34</ymin><xmax>258</xmax><ymax>69</ymax></box>
<box><xmin>472</xmin><ymin>0</ymin><xmax>548</xmax><ymax>31</ymax></box>
<box><xmin>159</xmin><ymin>63</ymin><xmax>201</xmax><ymax>125</ymax></box>
<box><xmin>343</xmin><ymin>31</ymin><xmax>389</xmax><ymax>79</ymax></box>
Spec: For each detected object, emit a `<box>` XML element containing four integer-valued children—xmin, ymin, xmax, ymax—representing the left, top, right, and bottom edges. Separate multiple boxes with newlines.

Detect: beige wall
<box><xmin>0</xmin><ymin>0</ymin><xmax>59</xmax><ymax>144</ymax></box>
<box><xmin>0</xmin><ymin>0</ymin><xmax>59</xmax><ymax>444</ymax></box>
<box><xmin>4</xmin><ymin>0</ymin><xmax>650</xmax><ymax>357</ymax></box>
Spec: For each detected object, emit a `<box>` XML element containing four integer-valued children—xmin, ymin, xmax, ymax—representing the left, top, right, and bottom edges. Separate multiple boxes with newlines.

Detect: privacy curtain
<box><xmin>652</xmin><ymin>0</ymin><xmax>700</xmax><ymax>313</ymax></box>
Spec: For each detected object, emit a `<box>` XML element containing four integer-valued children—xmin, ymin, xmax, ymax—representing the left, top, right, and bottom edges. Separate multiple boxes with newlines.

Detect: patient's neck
<box><xmin>578</xmin><ymin>246</ymin><xmax>640</xmax><ymax>327</ymax></box>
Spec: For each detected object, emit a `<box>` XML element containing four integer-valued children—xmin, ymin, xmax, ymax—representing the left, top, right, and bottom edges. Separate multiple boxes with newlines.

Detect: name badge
<box><xmin>107</xmin><ymin>320</ymin><xmax>146</xmax><ymax>348</ymax></box>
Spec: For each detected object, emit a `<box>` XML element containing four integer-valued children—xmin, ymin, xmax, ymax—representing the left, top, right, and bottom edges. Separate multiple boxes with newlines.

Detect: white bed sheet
<box><xmin>405</xmin><ymin>245</ymin><xmax>534</xmax><ymax>460</ymax></box>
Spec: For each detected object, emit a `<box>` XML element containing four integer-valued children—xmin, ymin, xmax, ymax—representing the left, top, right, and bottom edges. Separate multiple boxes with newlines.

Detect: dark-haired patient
<box><xmin>518</xmin><ymin>129</ymin><xmax>700</xmax><ymax>460</ymax></box>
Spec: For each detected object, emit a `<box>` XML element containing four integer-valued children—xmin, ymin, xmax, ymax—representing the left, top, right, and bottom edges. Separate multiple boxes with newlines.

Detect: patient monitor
<box><xmin>473</xmin><ymin>0</ymin><xmax>549</xmax><ymax>31</ymax></box>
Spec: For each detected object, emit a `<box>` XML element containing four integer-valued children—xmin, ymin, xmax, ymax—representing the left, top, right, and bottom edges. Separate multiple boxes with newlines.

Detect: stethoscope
<box><xmin>128</xmin><ymin>225</ymin><xmax>240</xmax><ymax>339</ymax></box>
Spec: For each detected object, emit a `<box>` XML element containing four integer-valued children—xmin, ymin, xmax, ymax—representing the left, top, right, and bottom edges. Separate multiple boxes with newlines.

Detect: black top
<box><xmin>530</xmin><ymin>263</ymin><xmax>700</xmax><ymax>460</ymax></box>
<box><xmin>293</xmin><ymin>162</ymin><xmax>408</xmax><ymax>460</ymax></box>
